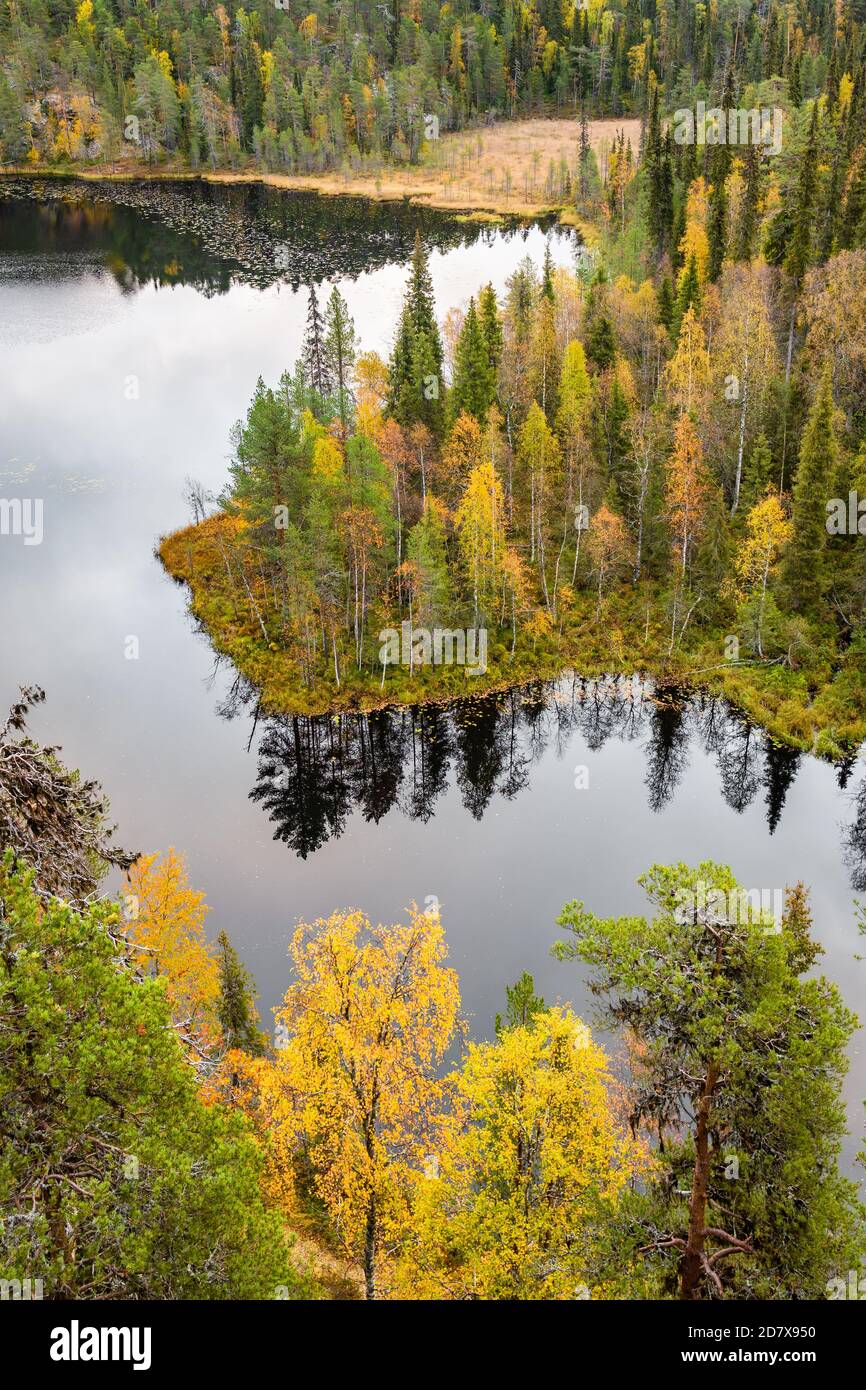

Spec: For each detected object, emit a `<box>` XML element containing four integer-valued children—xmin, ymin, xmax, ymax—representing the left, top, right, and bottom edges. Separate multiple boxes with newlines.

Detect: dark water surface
<box><xmin>1</xmin><ymin>179</ymin><xmax>864</xmax><ymax>1174</ymax></box>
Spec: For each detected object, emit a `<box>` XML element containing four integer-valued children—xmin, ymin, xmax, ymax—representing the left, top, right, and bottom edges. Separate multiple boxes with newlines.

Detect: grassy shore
<box><xmin>1</xmin><ymin>116</ymin><xmax>639</xmax><ymax>228</ymax></box>
<box><xmin>160</xmin><ymin>516</ymin><xmax>866</xmax><ymax>758</ymax></box>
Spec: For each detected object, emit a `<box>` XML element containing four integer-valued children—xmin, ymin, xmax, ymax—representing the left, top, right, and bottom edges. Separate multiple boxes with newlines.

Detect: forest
<box><xmin>163</xmin><ymin>157</ymin><xmax>866</xmax><ymax>752</ymax></box>
<box><xmin>4</xmin><ymin>0</ymin><xmax>866</xmax><ymax>1314</ymax></box>
<box><xmin>0</xmin><ymin>0</ymin><xmax>860</xmax><ymax>178</ymax></box>
<box><xmin>2</xmin><ymin>686</ymin><xmax>864</xmax><ymax>1300</ymax></box>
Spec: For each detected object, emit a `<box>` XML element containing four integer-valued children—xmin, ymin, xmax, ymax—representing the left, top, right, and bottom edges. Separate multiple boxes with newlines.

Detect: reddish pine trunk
<box><xmin>680</xmin><ymin>1060</ymin><xmax>719</xmax><ymax>1299</ymax></box>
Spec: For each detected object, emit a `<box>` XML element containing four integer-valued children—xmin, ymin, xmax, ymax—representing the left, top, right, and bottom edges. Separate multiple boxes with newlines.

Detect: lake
<box><xmin>1</xmin><ymin>178</ymin><xmax>864</xmax><ymax>1175</ymax></box>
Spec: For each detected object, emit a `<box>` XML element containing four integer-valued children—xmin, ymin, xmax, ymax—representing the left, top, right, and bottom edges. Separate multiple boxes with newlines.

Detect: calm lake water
<box><xmin>1</xmin><ymin>179</ymin><xmax>864</xmax><ymax>1174</ymax></box>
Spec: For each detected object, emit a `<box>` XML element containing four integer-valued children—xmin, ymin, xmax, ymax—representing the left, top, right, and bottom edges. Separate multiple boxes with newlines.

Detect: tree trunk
<box><xmin>364</xmin><ymin>1194</ymin><xmax>377</xmax><ymax>1300</ymax></box>
<box><xmin>731</xmin><ymin>367</ymin><xmax>749</xmax><ymax>514</ymax></box>
<box><xmin>680</xmin><ymin>1060</ymin><xmax>719</xmax><ymax>1299</ymax></box>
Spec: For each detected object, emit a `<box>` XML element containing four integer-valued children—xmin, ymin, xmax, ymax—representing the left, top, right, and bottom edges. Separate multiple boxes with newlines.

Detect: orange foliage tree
<box><xmin>233</xmin><ymin>905</ymin><xmax>462</xmax><ymax>1299</ymax></box>
<box><xmin>124</xmin><ymin>849</ymin><xmax>220</xmax><ymax>1057</ymax></box>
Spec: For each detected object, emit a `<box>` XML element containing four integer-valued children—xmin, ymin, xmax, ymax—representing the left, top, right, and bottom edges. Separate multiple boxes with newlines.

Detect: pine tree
<box><xmin>494</xmin><ymin>971</ymin><xmax>545</xmax><ymax>1034</ymax></box>
<box><xmin>557</xmin><ymin>865</ymin><xmax>865</xmax><ymax>1301</ymax></box>
<box><xmin>0</xmin><ymin>73</ymin><xmax>30</xmax><ymax>161</ymax></box>
<box><xmin>226</xmin><ymin>378</ymin><xmax>304</xmax><ymax>542</ymax></box>
<box><xmin>0</xmin><ymin>858</ymin><xmax>302</xmax><ymax>1300</ymax></box>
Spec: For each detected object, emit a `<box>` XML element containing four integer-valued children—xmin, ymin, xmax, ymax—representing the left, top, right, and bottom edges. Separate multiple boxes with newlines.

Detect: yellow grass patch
<box><xmin>5</xmin><ymin>117</ymin><xmax>642</xmax><ymax>221</ymax></box>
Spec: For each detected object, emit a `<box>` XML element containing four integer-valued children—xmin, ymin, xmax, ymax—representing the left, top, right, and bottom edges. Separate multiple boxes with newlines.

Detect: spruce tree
<box><xmin>674</xmin><ymin>253</ymin><xmax>701</xmax><ymax>329</ymax></box>
<box><xmin>585</xmin><ymin>273</ymin><xmax>617</xmax><ymax>371</ymax></box>
<box><xmin>541</xmin><ymin>238</ymin><xmax>555</xmax><ymax>301</ymax></box>
<box><xmin>303</xmin><ymin>283</ymin><xmax>333</xmax><ymax>412</ymax></box>
<box><xmin>387</xmin><ymin>232</ymin><xmax>445</xmax><ymax>435</ymax></box>
<box><xmin>785</xmin><ymin>102</ymin><xmax>820</xmax><ymax>284</ymax></box>
<box><xmin>707</xmin><ymin>148</ymin><xmax>729</xmax><ymax>281</ymax></box>
<box><xmin>656</xmin><ymin>133</ymin><xmax>675</xmax><ymax>256</ymax></box>
<box><xmin>506</xmin><ymin>257</ymin><xmax>538</xmax><ymax>342</ymax></box>
<box><xmin>657</xmin><ymin>273</ymin><xmax>675</xmax><ymax>335</ymax></box>
<box><xmin>578</xmin><ymin>104</ymin><xmax>591</xmax><ymax>201</ymax></box>
<box><xmin>782</xmin><ymin>367</ymin><xmax>838</xmax><ymax>611</ymax></box>
<box><xmin>736</xmin><ymin>144</ymin><xmax>761</xmax><ymax>262</ymax></box>
<box><xmin>840</xmin><ymin>152</ymin><xmax>866</xmax><ymax>250</ymax></box>
<box><xmin>387</xmin><ymin>303</ymin><xmax>416</xmax><ymax>421</ymax></box>
<box><xmin>411</xmin><ymin>329</ymin><xmax>445</xmax><ymax>437</ymax></box>
<box><xmin>740</xmin><ymin>431</ymin><xmax>774</xmax><ymax>513</ymax></box>
<box><xmin>451</xmin><ymin>297</ymin><xmax>496</xmax><ymax>423</ymax></box>
<box><xmin>406</xmin><ymin>497</ymin><xmax>452</xmax><ymax>625</ymax></box>
<box><xmin>819</xmin><ymin>129</ymin><xmax>844</xmax><ymax>261</ymax></box>
<box><xmin>477</xmin><ymin>282</ymin><xmax>503</xmax><ymax>378</ymax></box>
<box><xmin>216</xmin><ymin>930</ymin><xmax>267</xmax><ymax>1056</ymax></box>
<box><xmin>323</xmin><ymin>285</ymin><xmax>358</xmax><ymax>438</ymax></box>
<box><xmin>826</xmin><ymin>44</ymin><xmax>839</xmax><ymax>114</ymax></box>
<box><xmin>586</xmin><ymin>312</ymin><xmax>617</xmax><ymax>372</ymax></box>
<box><xmin>407</xmin><ymin>230</ymin><xmax>443</xmax><ymax>373</ymax></box>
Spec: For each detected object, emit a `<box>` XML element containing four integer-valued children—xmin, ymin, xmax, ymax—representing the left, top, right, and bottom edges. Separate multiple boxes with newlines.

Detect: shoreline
<box><xmin>0</xmin><ymin>162</ymin><xmax>593</xmax><ymax>230</ymax></box>
<box><xmin>2</xmin><ymin>107</ymin><xmax>645</xmax><ymax>238</ymax></box>
<box><xmin>159</xmin><ymin>522</ymin><xmax>865</xmax><ymax>761</ymax></box>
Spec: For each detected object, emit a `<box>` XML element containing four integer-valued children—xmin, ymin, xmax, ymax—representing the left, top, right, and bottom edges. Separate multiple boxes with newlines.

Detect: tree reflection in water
<box><xmin>207</xmin><ymin>673</ymin><xmax>866</xmax><ymax>874</ymax></box>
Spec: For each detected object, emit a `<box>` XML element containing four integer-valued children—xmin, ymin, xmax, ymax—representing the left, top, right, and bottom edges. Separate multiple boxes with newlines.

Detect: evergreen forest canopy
<box><xmin>0</xmin><ymin>0</ymin><xmax>865</xmax><ymax>177</ymax></box>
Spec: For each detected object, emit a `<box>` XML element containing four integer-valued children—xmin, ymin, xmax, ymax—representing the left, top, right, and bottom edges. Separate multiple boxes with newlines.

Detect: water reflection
<box><xmin>214</xmin><ymin>674</ymin><xmax>864</xmax><ymax>872</ymax></box>
<box><xmin>0</xmin><ymin>177</ymin><xmax>547</xmax><ymax>293</ymax></box>
<box><xmin>845</xmin><ymin>779</ymin><xmax>866</xmax><ymax>893</ymax></box>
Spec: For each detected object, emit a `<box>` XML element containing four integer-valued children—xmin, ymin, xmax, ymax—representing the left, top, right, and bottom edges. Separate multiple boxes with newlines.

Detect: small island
<box><xmin>160</xmin><ymin>228</ymin><xmax>866</xmax><ymax>756</ymax></box>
